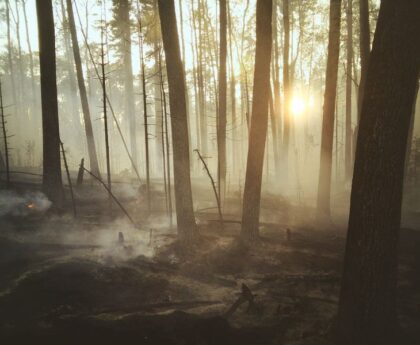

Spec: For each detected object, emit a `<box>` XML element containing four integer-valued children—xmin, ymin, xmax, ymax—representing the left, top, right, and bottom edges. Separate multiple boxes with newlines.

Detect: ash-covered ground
<box><xmin>0</xmin><ymin>180</ymin><xmax>419</xmax><ymax>345</ymax></box>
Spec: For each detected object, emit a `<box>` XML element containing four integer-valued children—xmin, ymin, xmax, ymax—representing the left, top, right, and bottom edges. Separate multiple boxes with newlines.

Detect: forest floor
<box><xmin>0</xmin><ymin>178</ymin><xmax>419</xmax><ymax>344</ymax></box>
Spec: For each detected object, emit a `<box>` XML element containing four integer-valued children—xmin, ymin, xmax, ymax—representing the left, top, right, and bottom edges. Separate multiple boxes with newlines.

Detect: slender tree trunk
<box><xmin>22</xmin><ymin>0</ymin><xmax>36</xmax><ymax>111</ymax></box>
<box><xmin>352</xmin><ymin>0</ymin><xmax>371</xmax><ymax>164</ymax></box>
<box><xmin>5</xmin><ymin>1</ymin><xmax>18</xmax><ymax>139</ymax></box>
<box><xmin>335</xmin><ymin>2</ymin><xmax>420</xmax><ymax>344</ymax></box>
<box><xmin>316</xmin><ymin>0</ymin><xmax>342</xmax><ymax>218</ymax></box>
<box><xmin>282</xmin><ymin>0</ymin><xmax>291</xmax><ymax>182</ymax></box>
<box><xmin>190</xmin><ymin>0</ymin><xmax>201</xmax><ymax>154</ymax></box>
<box><xmin>60</xmin><ymin>0</ymin><xmax>81</xmax><ymax>138</ymax></box>
<box><xmin>100</xmin><ymin>29</ymin><xmax>111</xmax><ymax>207</ymax></box>
<box><xmin>153</xmin><ymin>0</ymin><xmax>163</xmax><ymax>174</ymax></box>
<box><xmin>196</xmin><ymin>0</ymin><xmax>208</xmax><ymax>155</ymax></box>
<box><xmin>269</xmin><ymin>87</ymin><xmax>280</xmax><ymax>174</ymax></box>
<box><xmin>272</xmin><ymin>0</ymin><xmax>281</xmax><ymax>175</ymax></box>
<box><xmin>137</xmin><ymin>8</ymin><xmax>151</xmax><ymax>213</ymax></box>
<box><xmin>0</xmin><ymin>79</ymin><xmax>10</xmax><ymax>187</ymax></box>
<box><xmin>218</xmin><ymin>0</ymin><xmax>227</xmax><ymax>203</ymax></box>
<box><xmin>357</xmin><ymin>0</ymin><xmax>370</xmax><ymax>123</ymax></box>
<box><xmin>345</xmin><ymin>0</ymin><xmax>353</xmax><ymax>180</ymax></box>
<box><xmin>158</xmin><ymin>0</ymin><xmax>197</xmax><ymax>243</ymax></box>
<box><xmin>116</xmin><ymin>0</ymin><xmax>138</xmax><ymax>172</ymax></box>
<box><xmin>66</xmin><ymin>0</ymin><xmax>101</xmax><ymax>177</ymax></box>
<box><xmin>227</xmin><ymin>0</ymin><xmax>237</xmax><ymax>174</ymax></box>
<box><xmin>178</xmin><ymin>0</ymin><xmax>192</xmax><ymax>160</ymax></box>
<box><xmin>14</xmin><ymin>0</ymin><xmax>26</xmax><ymax>121</ymax></box>
<box><xmin>36</xmin><ymin>0</ymin><xmax>64</xmax><ymax>206</ymax></box>
<box><xmin>241</xmin><ymin>0</ymin><xmax>272</xmax><ymax>242</ymax></box>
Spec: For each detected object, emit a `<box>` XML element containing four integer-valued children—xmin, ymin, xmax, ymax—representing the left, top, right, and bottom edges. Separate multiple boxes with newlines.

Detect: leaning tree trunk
<box><xmin>36</xmin><ymin>0</ymin><xmax>64</xmax><ymax>206</ymax></box>
<box><xmin>316</xmin><ymin>0</ymin><xmax>342</xmax><ymax>218</ymax></box>
<box><xmin>218</xmin><ymin>0</ymin><xmax>227</xmax><ymax>203</ymax></box>
<box><xmin>157</xmin><ymin>0</ymin><xmax>197</xmax><ymax>243</ymax></box>
<box><xmin>335</xmin><ymin>1</ymin><xmax>420</xmax><ymax>344</ymax></box>
<box><xmin>66</xmin><ymin>0</ymin><xmax>101</xmax><ymax>177</ymax></box>
<box><xmin>241</xmin><ymin>0</ymin><xmax>272</xmax><ymax>242</ymax></box>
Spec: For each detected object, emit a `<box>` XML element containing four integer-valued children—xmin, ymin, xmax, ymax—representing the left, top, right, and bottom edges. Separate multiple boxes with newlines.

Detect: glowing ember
<box><xmin>27</xmin><ymin>203</ymin><xmax>36</xmax><ymax>210</ymax></box>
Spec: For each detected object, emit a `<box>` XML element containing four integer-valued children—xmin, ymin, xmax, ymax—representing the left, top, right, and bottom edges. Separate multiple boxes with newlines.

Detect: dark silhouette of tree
<box><xmin>335</xmin><ymin>1</ymin><xmax>420</xmax><ymax>344</ymax></box>
<box><xmin>241</xmin><ymin>0</ymin><xmax>272</xmax><ymax>242</ymax></box>
<box><xmin>357</xmin><ymin>0</ymin><xmax>370</xmax><ymax>122</ymax></box>
<box><xmin>316</xmin><ymin>0</ymin><xmax>342</xmax><ymax>218</ymax></box>
<box><xmin>66</xmin><ymin>0</ymin><xmax>101</xmax><ymax>177</ymax></box>
<box><xmin>36</xmin><ymin>0</ymin><xmax>64</xmax><ymax>206</ymax></box>
<box><xmin>345</xmin><ymin>0</ymin><xmax>353</xmax><ymax>180</ymax></box>
<box><xmin>157</xmin><ymin>0</ymin><xmax>197</xmax><ymax>243</ymax></box>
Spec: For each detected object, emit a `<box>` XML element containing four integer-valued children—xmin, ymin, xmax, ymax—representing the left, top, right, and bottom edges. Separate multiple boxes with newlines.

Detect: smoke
<box><xmin>0</xmin><ymin>190</ymin><xmax>52</xmax><ymax>217</ymax></box>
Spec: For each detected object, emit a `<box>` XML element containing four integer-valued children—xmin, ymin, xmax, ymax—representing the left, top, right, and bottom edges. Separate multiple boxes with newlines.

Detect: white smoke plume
<box><xmin>0</xmin><ymin>190</ymin><xmax>52</xmax><ymax>217</ymax></box>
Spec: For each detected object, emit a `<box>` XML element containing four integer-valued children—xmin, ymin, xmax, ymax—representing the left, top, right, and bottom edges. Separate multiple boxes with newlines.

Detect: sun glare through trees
<box><xmin>0</xmin><ymin>0</ymin><xmax>419</xmax><ymax>344</ymax></box>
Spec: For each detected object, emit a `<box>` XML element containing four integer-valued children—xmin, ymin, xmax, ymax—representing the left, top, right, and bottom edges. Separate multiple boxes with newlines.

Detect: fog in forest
<box><xmin>0</xmin><ymin>0</ymin><xmax>419</xmax><ymax>344</ymax></box>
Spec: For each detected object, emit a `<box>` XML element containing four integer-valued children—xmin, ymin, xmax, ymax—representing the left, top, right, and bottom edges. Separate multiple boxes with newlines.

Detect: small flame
<box><xmin>27</xmin><ymin>202</ymin><xmax>36</xmax><ymax>210</ymax></box>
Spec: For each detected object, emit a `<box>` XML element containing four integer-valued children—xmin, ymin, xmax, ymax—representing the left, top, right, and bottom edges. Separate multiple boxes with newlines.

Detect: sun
<box><xmin>290</xmin><ymin>96</ymin><xmax>306</xmax><ymax>116</ymax></box>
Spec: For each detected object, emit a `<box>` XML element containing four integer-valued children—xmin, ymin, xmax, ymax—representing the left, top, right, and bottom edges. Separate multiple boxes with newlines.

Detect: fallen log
<box><xmin>224</xmin><ymin>283</ymin><xmax>256</xmax><ymax>318</ymax></box>
<box><xmin>58</xmin><ymin>300</ymin><xmax>222</xmax><ymax>319</ymax></box>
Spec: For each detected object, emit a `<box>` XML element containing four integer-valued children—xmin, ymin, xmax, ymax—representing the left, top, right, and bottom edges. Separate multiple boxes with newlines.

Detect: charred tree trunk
<box><xmin>36</xmin><ymin>0</ymin><xmax>64</xmax><ymax>206</ymax></box>
<box><xmin>345</xmin><ymin>0</ymin><xmax>353</xmax><ymax>181</ymax></box>
<box><xmin>66</xmin><ymin>0</ymin><xmax>101</xmax><ymax>177</ymax></box>
<box><xmin>0</xmin><ymin>79</ymin><xmax>10</xmax><ymax>188</ymax></box>
<box><xmin>316</xmin><ymin>0</ymin><xmax>342</xmax><ymax>218</ymax></box>
<box><xmin>335</xmin><ymin>1</ymin><xmax>420</xmax><ymax>344</ymax></box>
<box><xmin>158</xmin><ymin>0</ymin><xmax>197</xmax><ymax>243</ymax></box>
<box><xmin>218</xmin><ymin>0</ymin><xmax>228</xmax><ymax>204</ymax></box>
<box><xmin>241</xmin><ymin>0</ymin><xmax>272</xmax><ymax>242</ymax></box>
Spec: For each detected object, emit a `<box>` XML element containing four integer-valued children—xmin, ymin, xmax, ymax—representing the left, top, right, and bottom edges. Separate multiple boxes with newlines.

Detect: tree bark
<box><xmin>241</xmin><ymin>0</ymin><xmax>272</xmax><ymax>242</ymax></box>
<box><xmin>158</xmin><ymin>0</ymin><xmax>197</xmax><ymax>243</ymax></box>
<box><xmin>335</xmin><ymin>1</ymin><xmax>420</xmax><ymax>344</ymax></box>
<box><xmin>66</xmin><ymin>0</ymin><xmax>101</xmax><ymax>177</ymax></box>
<box><xmin>316</xmin><ymin>0</ymin><xmax>342</xmax><ymax>218</ymax></box>
<box><xmin>36</xmin><ymin>0</ymin><xmax>64</xmax><ymax>206</ymax></box>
